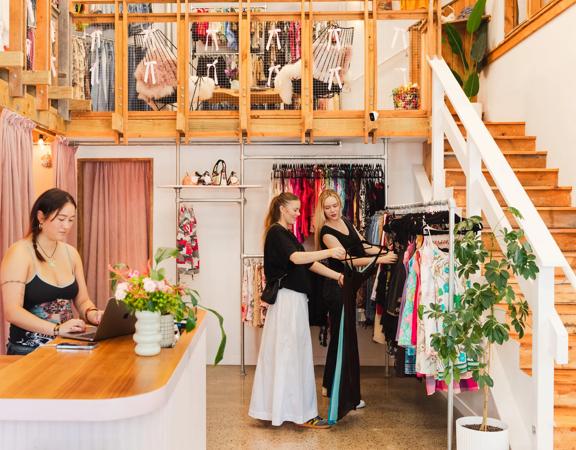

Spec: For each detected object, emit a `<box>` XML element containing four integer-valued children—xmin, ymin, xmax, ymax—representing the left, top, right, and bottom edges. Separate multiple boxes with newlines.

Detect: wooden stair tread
<box><xmin>446</xmin><ymin>168</ymin><xmax>558</xmax><ymax>173</ymax></box>
<box><xmin>455</xmin><ymin>121</ymin><xmax>526</xmax><ymax>126</ymax></box>
<box><xmin>554</xmin><ymin>407</ymin><xmax>576</xmax><ymax>427</ymax></box>
<box><xmin>453</xmin><ymin>185</ymin><xmax>571</xmax><ymax>191</ymax></box>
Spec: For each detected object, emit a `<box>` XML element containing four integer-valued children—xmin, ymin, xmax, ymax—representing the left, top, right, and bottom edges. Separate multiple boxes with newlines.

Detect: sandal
<box><xmin>296</xmin><ymin>416</ymin><xmax>331</xmax><ymax>429</ymax></box>
<box><xmin>211</xmin><ymin>159</ymin><xmax>227</xmax><ymax>186</ymax></box>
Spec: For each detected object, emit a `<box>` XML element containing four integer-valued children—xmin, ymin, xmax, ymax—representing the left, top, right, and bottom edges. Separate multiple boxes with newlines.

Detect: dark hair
<box><xmin>263</xmin><ymin>192</ymin><xmax>299</xmax><ymax>241</ymax></box>
<box><xmin>29</xmin><ymin>188</ymin><xmax>77</xmax><ymax>262</ymax></box>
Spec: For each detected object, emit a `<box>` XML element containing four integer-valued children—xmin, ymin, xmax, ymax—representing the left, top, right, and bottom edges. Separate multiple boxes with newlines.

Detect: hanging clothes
<box><xmin>242</xmin><ymin>258</ymin><xmax>267</xmax><ymax>327</ymax></box>
<box><xmin>270</xmin><ymin>163</ymin><xmax>385</xmax><ymax>242</ymax></box>
<box><xmin>176</xmin><ymin>203</ymin><xmax>200</xmax><ymax>278</ymax></box>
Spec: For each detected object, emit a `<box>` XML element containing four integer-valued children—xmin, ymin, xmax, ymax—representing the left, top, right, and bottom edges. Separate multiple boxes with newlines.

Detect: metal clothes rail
<box><xmin>386</xmin><ymin>197</ymin><xmax>457</xmax><ymax>450</ymax></box>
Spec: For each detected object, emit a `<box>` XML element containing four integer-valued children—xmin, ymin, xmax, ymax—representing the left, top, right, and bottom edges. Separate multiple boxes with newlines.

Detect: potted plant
<box><xmin>423</xmin><ymin>209</ymin><xmax>538</xmax><ymax>450</ymax></box>
<box><xmin>443</xmin><ymin>0</ymin><xmax>488</xmax><ymax>116</ymax></box>
<box><xmin>110</xmin><ymin>247</ymin><xmax>226</xmax><ymax>363</ymax></box>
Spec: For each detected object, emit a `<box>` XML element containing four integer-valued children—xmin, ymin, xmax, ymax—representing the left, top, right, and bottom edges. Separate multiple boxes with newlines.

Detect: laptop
<box><xmin>60</xmin><ymin>299</ymin><xmax>136</xmax><ymax>342</ymax></box>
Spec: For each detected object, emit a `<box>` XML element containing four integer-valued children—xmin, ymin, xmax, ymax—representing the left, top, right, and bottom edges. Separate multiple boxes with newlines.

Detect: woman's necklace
<box><xmin>37</xmin><ymin>240</ymin><xmax>58</xmax><ymax>268</ymax></box>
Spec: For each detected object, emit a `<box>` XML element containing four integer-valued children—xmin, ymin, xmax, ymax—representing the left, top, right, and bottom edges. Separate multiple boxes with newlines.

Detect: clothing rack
<box><xmin>239</xmin><ymin>139</ymin><xmax>389</xmax><ymax>375</ymax></box>
<box><xmin>383</xmin><ymin>197</ymin><xmax>457</xmax><ymax>450</ymax></box>
<box><xmin>162</xmin><ymin>138</ymin><xmax>389</xmax><ymax>379</ymax></box>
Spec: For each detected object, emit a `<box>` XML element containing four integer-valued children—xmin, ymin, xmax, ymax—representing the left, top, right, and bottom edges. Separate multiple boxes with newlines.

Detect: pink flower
<box><xmin>128</xmin><ymin>269</ymin><xmax>140</xmax><ymax>278</ymax></box>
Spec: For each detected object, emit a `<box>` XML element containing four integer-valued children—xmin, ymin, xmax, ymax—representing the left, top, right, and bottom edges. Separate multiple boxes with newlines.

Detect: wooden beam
<box><xmin>112</xmin><ymin>112</ymin><xmax>123</xmax><ymax>132</ymax></box>
<box><xmin>69</xmin><ymin>99</ymin><xmax>92</xmax><ymax>111</ymax></box>
<box><xmin>21</xmin><ymin>71</ymin><xmax>52</xmax><ymax>85</ymax></box>
<box><xmin>9</xmin><ymin>0</ymin><xmax>25</xmax><ymax>97</ymax></box>
<box><xmin>48</xmin><ymin>86</ymin><xmax>74</xmax><ymax>99</ymax></box>
<box><xmin>0</xmin><ymin>77</ymin><xmax>65</xmax><ymax>132</ymax></box>
<box><xmin>35</xmin><ymin>0</ymin><xmax>51</xmax><ymax>110</ymax></box>
<box><xmin>0</xmin><ymin>52</ymin><xmax>25</xmax><ymax>68</ymax></box>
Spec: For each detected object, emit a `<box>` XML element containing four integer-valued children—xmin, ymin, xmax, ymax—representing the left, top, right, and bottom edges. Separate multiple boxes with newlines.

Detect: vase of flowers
<box><xmin>110</xmin><ymin>248</ymin><xmax>227</xmax><ymax>362</ymax></box>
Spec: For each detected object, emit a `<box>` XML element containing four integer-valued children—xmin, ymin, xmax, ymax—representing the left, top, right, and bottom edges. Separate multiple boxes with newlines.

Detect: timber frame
<box><xmin>2</xmin><ymin>0</ymin><xmax>445</xmax><ymax>142</ymax></box>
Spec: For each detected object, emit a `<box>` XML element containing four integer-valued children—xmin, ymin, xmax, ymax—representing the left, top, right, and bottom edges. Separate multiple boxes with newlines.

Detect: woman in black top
<box><xmin>1</xmin><ymin>189</ymin><xmax>104</xmax><ymax>355</ymax></box>
<box><xmin>315</xmin><ymin>189</ymin><xmax>397</xmax><ymax>421</ymax></box>
<box><xmin>249</xmin><ymin>192</ymin><xmax>346</xmax><ymax>429</ymax></box>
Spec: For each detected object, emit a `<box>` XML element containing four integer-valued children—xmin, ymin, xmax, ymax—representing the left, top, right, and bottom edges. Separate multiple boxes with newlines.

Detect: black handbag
<box><xmin>261</xmin><ymin>274</ymin><xmax>287</xmax><ymax>305</ymax></box>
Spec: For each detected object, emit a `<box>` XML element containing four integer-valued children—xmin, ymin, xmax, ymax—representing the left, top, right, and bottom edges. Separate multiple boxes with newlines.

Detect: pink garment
<box><xmin>423</xmin><ymin>374</ymin><xmax>479</xmax><ymax>396</ymax></box>
<box><xmin>411</xmin><ymin>251</ymin><xmax>421</xmax><ymax>346</ymax></box>
<box><xmin>0</xmin><ymin>109</ymin><xmax>36</xmax><ymax>354</ymax></box>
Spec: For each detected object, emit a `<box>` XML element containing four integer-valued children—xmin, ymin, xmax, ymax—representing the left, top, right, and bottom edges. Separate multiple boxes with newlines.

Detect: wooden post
<box><xmin>176</xmin><ymin>0</ymin><xmax>186</xmax><ymax>135</ymax></box>
<box><xmin>58</xmin><ymin>0</ymin><xmax>71</xmax><ymax>120</ymax></box>
<box><xmin>122</xmin><ymin>0</ymin><xmax>128</xmax><ymax>141</ymax></box>
<box><xmin>9</xmin><ymin>0</ymin><xmax>25</xmax><ymax>97</ymax></box>
<box><xmin>239</xmin><ymin>0</ymin><xmax>248</xmax><ymax>139</ymax></box>
<box><xmin>301</xmin><ymin>0</ymin><xmax>313</xmax><ymax>142</ymax></box>
<box><xmin>35</xmin><ymin>0</ymin><xmax>51</xmax><ymax>110</ymax></box>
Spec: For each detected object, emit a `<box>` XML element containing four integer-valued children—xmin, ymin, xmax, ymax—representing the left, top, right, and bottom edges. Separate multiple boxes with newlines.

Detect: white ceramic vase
<box><xmin>471</xmin><ymin>102</ymin><xmax>483</xmax><ymax>119</ymax></box>
<box><xmin>456</xmin><ymin>416</ymin><xmax>509</xmax><ymax>450</ymax></box>
<box><xmin>160</xmin><ymin>313</ymin><xmax>177</xmax><ymax>348</ymax></box>
<box><xmin>133</xmin><ymin>310</ymin><xmax>161</xmax><ymax>356</ymax></box>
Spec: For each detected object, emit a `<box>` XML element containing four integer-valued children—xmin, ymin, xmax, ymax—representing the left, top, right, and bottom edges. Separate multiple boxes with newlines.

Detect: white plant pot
<box><xmin>471</xmin><ymin>102</ymin><xmax>483</xmax><ymax>119</ymax></box>
<box><xmin>160</xmin><ymin>313</ymin><xmax>177</xmax><ymax>348</ymax></box>
<box><xmin>133</xmin><ymin>310</ymin><xmax>161</xmax><ymax>356</ymax></box>
<box><xmin>456</xmin><ymin>416</ymin><xmax>509</xmax><ymax>450</ymax></box>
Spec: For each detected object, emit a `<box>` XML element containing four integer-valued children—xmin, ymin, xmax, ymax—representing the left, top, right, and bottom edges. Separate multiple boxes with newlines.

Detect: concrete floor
<box><xmin>207</xmin><ymin>366</ymin><xmax>450</xmax><ymax>450</ymax></box>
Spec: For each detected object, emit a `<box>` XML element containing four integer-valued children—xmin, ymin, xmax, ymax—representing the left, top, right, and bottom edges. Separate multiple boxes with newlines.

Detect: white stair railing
<box><xmin>428</xmin><ymin>56</ymin><xmax>572</xmax><ymax>450</ymax></box>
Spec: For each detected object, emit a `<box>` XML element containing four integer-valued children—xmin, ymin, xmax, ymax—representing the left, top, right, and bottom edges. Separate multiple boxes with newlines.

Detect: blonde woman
<box><xmin>314</xmin><ymin>189</ymin><xmax>397</xmax><ymax>423</ymax></box>
<box><xmin>249</xmin><ymin>192</ymin><xmax>346</xmax><ymax>429</ymax></box>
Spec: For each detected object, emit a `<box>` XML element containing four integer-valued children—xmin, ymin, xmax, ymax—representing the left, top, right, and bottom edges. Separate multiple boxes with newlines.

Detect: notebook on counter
<box><xmin>60</xmin><ymin>299</ymin><xmax>136</xmax><ymax>342</ymax></box>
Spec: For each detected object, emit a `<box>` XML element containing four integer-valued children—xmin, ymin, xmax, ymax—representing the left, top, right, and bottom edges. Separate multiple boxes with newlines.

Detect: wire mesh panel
<box><xmin>189</xmin><ymin>16</ymin><xmax>239</xmax><ymax>111</ymax></box>
<box><xmin>129</xmin><ymin>24</ymin><xmax>178</xmax><ymax>111</ymax></box>
<box><xmin>376</xmin><ymin>19</ymin><xmax>420</xmax><ymax>110</ymax></box>
<box><xmin>251</xmin><ymin>19</ymin><xmax>302</xmax><ymax>111</ymax></box>
<box><xmin>71</xmin><ymin>21</ymin><xmax>116</xmax><ymax>112</ymax></box>
<box><xmin>311</xmin><ymin>21</ymin><xmax>362</xmax><ymax>111</ymax></box>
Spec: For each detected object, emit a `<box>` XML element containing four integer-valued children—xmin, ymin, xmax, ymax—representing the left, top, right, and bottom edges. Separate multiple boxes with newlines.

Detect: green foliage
<box><xmin>424</xmin><ymin>213</ymin><xmax>537</xmax><ymax>423</ymax></box>
<box><xmin>109</xmin><ymin>247</ymin><xmax>227</xmax><ymax>364</ymax></box>
<box><xmin>443</xmin><ymin>0</ymin><xmax>488</xmax><ymax>100</ymax></box>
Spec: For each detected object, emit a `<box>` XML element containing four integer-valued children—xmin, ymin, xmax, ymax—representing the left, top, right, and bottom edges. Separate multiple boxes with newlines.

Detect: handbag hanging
<box><xmin>261</xmin><ymin>273</ymin><xmax>287</xmax><ymax>305</ymax></box>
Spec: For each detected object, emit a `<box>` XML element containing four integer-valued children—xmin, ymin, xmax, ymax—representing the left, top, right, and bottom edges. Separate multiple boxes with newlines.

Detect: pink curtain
<box><xmin>52</xmin><ymin>137</ymin><xmax>78</xmax><ymax>246</ymax></box>
<box><xmin>0</xmin><ymin>109</ymin><xmax>36</xmax><ymax>354</ymax></box>
<box><xmin>80</xmin><ymin>160</ymin><xmax>152</xmax><ymax>309</ymax></box>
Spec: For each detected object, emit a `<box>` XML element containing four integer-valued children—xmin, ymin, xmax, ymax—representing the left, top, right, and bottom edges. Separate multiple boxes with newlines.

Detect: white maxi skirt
<box><xmin>248</xmin><ymin>288</ymin><xmax>317</xmax><ymax>426</ymax></box>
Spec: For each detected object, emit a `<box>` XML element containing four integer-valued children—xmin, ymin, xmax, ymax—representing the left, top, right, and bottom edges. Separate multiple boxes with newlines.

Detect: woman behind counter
<box><xmin>1</xmin><ymin>188</ymin><xmax>103</xmax><ymax>355</ymax></box>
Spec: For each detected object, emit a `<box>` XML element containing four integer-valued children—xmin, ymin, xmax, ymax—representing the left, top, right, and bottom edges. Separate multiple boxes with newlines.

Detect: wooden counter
<box><xmin>0</xmin><ymin>310</ymin><xmax>208</xmax><ymax>450</ymax></box>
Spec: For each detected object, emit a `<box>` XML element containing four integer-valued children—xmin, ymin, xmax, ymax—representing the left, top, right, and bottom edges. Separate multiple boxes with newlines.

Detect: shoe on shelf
<box><xmin>356</xmin><ymin>399</ymin><xmax>366</xmax><ymax>409</ymax></box>
<box><xmin>321</xmin><ymin>386</ymin><xmax>328</xmax><ymax>397</ymax></box>
<box><xmin>227</xmin><ymin>171</ymin><xmax>240</xmax><ymax>186</ymax></box>
<box><xmin>200</xmin><ymin>171</ymin><xmax>212</xmax><ymax>185</ymax></box>
<box><xmin>296</xmin><ymin>416</ymin><xmax>331</xmax><ymax>429</ymax></box>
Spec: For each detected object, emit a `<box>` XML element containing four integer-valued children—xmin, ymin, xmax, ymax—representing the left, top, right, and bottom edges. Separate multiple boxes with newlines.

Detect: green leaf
<box><xmin>464</xmin><ymin>72</ymin><xmax>480</xmax><ymax>98</ymax></box>
<box><xmin>154</xmin><ymin>247</ymin><xmax>180</xmax><ymax>267</ymax></box>
<box><xmin>467</xmin><ymin>0</ymin><xmax>487</xmax><ymax>34</ymax></box>
<box><xmin>470</xmin><ymin>22</ymin><xmax>488</xmax><ymax>64</ymax></box>
<box><xmin>198</xmin><ymin>304</ymin><xmax>227</xmax><ymax>365</ymax></box>
<box><xmin>508</xmin><ymin>206</ymin><xmax>523</xmax><ymax>220</ymax></box>
<box><xmin>444</xmin><ymin>23</ymin><xmax>469</xmax><ymax>72</ymax></box>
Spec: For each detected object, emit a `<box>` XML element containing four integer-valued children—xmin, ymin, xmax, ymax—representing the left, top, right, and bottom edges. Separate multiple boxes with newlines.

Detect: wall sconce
<box><xmin>38</xmin><ymin>134</ymin><xmax>52</xmax><ymax>168</ymax></box>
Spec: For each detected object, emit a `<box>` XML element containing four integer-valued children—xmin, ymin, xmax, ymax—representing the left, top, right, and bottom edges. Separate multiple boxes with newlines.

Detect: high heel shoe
<box><xmin>227</xmin><ymin>171</ymin><xmax>240</xmax><ymax>186</ymax></box>
<box><xmin>200</xmin><ymin>171</ymin><xmax>212</xmax><ymax>185</ymax></box>
<box><xmin>211</xmin><ymin>159</ymin><xmax>227</xmax><ymax>186</ymax></box>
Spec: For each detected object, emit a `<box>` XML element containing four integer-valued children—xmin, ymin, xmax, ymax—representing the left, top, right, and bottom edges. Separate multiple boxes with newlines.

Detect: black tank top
<box><xmin>320</xmin><ymin>218</ymin><xmax>366</xmax><ymax>272</ymax></box>
<box><xmin>9</xmin><ymin>244</ymin><xmax>79</xmax><ymax>348</ymax></box>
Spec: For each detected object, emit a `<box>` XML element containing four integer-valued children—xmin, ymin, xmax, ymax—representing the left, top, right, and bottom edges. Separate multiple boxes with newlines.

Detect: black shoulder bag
<box><xmin>261</xmin><ymin>273</ymin><xmax>288</xmax><ymax>305</ymax></box>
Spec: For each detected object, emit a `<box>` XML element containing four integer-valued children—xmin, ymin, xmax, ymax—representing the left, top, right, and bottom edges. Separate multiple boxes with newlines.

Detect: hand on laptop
<box><xmin>60</xmin><ymin>319</ymin><xmax>87</xmax><ymax>334</ymax></box>
<box><xmin>86</xmin><ymin>309</ymin><xmax>104</xmax><ymax>325</ymax></box>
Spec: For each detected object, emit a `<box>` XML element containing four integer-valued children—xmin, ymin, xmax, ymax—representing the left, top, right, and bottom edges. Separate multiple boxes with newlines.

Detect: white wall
<box><xmin>479</xmin><ymin>5</ymin><xmax>576</xmax><ymax>204</ymax></box>
<box><xmin>77</xmin><ymin>139</ymin><xmax>423</xmax><ymax>366</ymax></box>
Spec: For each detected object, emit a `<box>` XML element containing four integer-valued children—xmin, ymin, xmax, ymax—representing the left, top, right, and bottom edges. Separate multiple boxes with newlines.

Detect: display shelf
<box><xmin>159</xmin><ymin>184</ymin><xmax>261</xmax><ymax>189</ymax></box>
